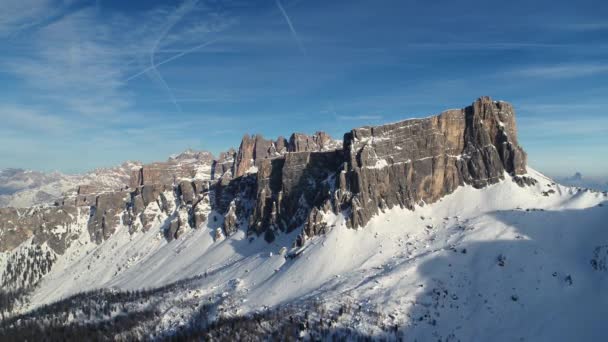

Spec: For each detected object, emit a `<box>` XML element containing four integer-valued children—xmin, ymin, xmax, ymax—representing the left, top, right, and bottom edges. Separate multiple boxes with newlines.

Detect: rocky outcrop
<box><xmin>227</xmin><ymin>132</ymin><xmax>340</xmax><ymax>180</ymax></box>
<box><xmin>88</xmin><ymin>191</ymin><xmax>131</xmax><ymax>244</ymax></box>
<box><xmin>219</xmin><ymin>97</ymin><xmax>531</xmax><ymax>244</ymax></box>
<box><xmin>129</xmin><ymin>162</ymin><xmax>191</xmax><ymax>188</ymax></box>
<box><xmin>0</xmin><ymin>97</ymin><xmax>534</xmax><ymax>256</ymax></box>
<box><xmin>129</xmin><ymin>150</ymin><xmax>213</xmax><ymax>188</ymax></box>
<box><xmin>337</xmin><ymin>96</ymin><xmax>528</xmax><ymax>228</ymax></box>
<box><xmin>288</xmin><ymin>131</ymin><xmax>342</xmax><ymax>152</ymax></box>
<box><xmin>0</xmin><ymin>206</ymin><xmax>84</xmax><ymax>254</ymax></box>
<box><xmin>212</xmin><ymin>148</ymin><xmax>236</xmax><ymax>180</ymax></box>
<box><xmin>233</xmin><ymin>134</ymin><xmax>284</xmax><ymax>178</ymax></box>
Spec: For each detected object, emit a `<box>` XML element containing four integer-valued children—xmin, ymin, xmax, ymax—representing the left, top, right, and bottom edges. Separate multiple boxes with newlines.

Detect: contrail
<box><xmin>125</xmin><ymin>38</ymin><xmax>220</xmax><ymax>82</ymax></box>
<box><xmin>149</xmin><ymin>0</ymin><xmax>200</xmax><ymax>113</ymax></box>
<box><xmin>275</xmin><ymin>0</ymin><xmax>306</xmax><ymax>53</ymax></box>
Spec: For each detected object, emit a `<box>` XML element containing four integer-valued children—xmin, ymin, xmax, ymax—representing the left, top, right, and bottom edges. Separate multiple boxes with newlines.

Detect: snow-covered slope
<box><xmin>4</xmin><ymin>168</ymin><xmax>606</xmax><ymax>340</ymax></box>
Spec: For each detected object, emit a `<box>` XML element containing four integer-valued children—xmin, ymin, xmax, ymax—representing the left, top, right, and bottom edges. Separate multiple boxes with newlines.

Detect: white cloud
<box><xmin>0</xmin><ymin>104</ymin><xmax>69</xmax><ymax>134</ymax></box>
<box><xmin>0</xmin><ymin>0</ymin><xmax>65</xmax><ymax>37</ymax></box>
<box><xmin>506</xmin><ymin>64</ymin><xmax>608</xmax><ymax>79</ymax></box>
<box><xmin>2</xmin><ymin>1</ymin><xmax>234</xmax><ymax>118</ymax></box>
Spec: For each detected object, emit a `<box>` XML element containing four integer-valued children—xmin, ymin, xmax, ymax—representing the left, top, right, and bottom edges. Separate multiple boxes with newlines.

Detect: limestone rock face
<box><xmin>223</xmin><ymin>97</ymin><xmax>530</xmax><ymax>243</ymax></box>
<box><xmin>88</xmin><ymin>191</ymin><xmax>131</xmax><ymax>244</ymax></box>
<box><xmin>0</xmin><ymin>97</ymin><xmax>533</xmax><ymax>258</ymax></box>
<box><xmin>129</xmin><ymin>150</ymin><xmax>213</xmax><ymax>188</ymax></box>
<box><xmin>288</xmin><ymin>131</ymin><xmax>342</xmax><ymax>152</ymax></box>
<box><xmin>178</xmin><ymin>181</ymin><xmax>196</xmax><ymax>204</ymax></box>
<box><xmin>130</xmin><ymin>162</ymin><xmax>188</xmax><ymax>188</ymax></box>
<box><xmin>233</xmin><ymin>134</ymin><xmax>284</xmax><ymax>178</ymax></box>
<box><xmin>0</xmin><ymin>208</ymin><xmax>33</xmax><ymax>252</ymax></box>
<box><xmin>0</xmin><ymin>206</ymin><xmax>83</xmax><ymax>254</ymax></box>
<box><xmin>246</xmin><ymin>150</ymin><xmax>343</xmax><ymax>238</ymax></box>
<box><xmin>339</xmin><ymin>96</ymin><xmax>528</xmax><ymax>228</ymax></box>
<box><xmin>77</xmin><ymin>185</ymin><xmax>98</xmax><ymax>195</ymax></box>
<box><xmin>223</xmin><ymin>202</ymin><xmax>238</xmax><ymax>236</ymax></box>
<box><xmin>212</xmin><ymin>148</ymin><xmax>236</xmax><ymax>180</ymax></box>
<box><xmin>228</xmin><ymin>132</ymin><xmax>341</xmax><ymax>180</ymax></box>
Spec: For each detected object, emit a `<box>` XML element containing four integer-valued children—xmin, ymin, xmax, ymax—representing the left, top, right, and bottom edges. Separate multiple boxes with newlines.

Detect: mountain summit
<box><xmin>0</xmin><ymin>97</ymin><xmax>606</xmax><ymax>341</ymax></box>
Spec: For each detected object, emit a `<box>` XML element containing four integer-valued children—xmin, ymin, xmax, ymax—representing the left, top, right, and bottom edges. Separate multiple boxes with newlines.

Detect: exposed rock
<box><xmin>178</xmin><ymin>180</ymin><xmax>196</xmax><ymax>204</ymax></box>
<box><xmin>339</xmin><ymin>96</ymin><xmax>528</xmax><ymax>228</ymax></box>
<box><xmin>212</xmin><ymin>148</ymin><xmax>236</xmax><ymax>180</ymax></box>
<box><xmin>288</xmin><ymin>131</ymin><xmax>341</xmax><ymax>152</ymax></box>
<box><xmin>130</xmin><ymin>162</ymin><xmax>190</xmax><ymax>188</ymax></box>
<box><xmin>77</xmin><ymin>185</ymin><xmax>98</xmax><ymax>195</ymax></box>
<box><xmin>0</xmin><ymin>208</ymin><xmax>33</xmax><ymax>252</ymax></box>
<box><xmin>128</xmin><ymin>150</ymin><xmax>213</xmax><ymax>188</ymax></box>
<box><xmin>233</xmin><ymin>134</ymin><xmax>283</xmax><ymax>178</ymax></box>
<box><xmin>513</xmin><ymin>175</ymin><xmax>538</xmax><ymax>187</ymax></box>
<box><xmin>223</xmin><ymin>202</ymin><xmax>238</xmax><ymax>236</ymax></box>
<box><xmin>247</xmin><ymin>150</ymin><xmax>342</xmax><ymax>238</ymax></box>
<box><xmin>229</xmin><ymin>132</ymin><xmax>341</xmax><ymax>180</ymax></box>
<box><xmin>0</xmin><ymin>206</ymin><xmax>84</xmax><ymax>254</ymax></box>
<box><xmin>214</xmin><ymin>227</ymin><xmax>225</xmax><ymax>241</ymax></box>
<box><xmin>192</xmin><ymin>196</ymin><xmax>209</xmax><ymax>228</ymax></box>
<box><xmin>591</xmin><ymin>245</ymin><xmax>608</xmax><ymax>271</ymax></box>
<box><xmin>75</xmin><ymin>194</ymin><xmax>97</xmax><ymax>207</ymax></box>
<box><xmin>88</xmin><ymin>191</ymin><xmax>130</xmax><ymax>244</ymax></box>
<box><xmin>165</xmin><ymin>217</ymin><xmax>181</xmax><ymax>241</ymax></box>
<box><xmin>302</xmin><ymin>207</ymin><xmax>328</xmax><ymax>243</ymax></box>
<box><xmin>0</xmin><ymin>97</ymin><xmax>534</xmax><ymax>256</ymax></box>
<box><xmin>198</xmin><ymin>97</ymin><xmax>533</xmax><ymax>244</ymax></box>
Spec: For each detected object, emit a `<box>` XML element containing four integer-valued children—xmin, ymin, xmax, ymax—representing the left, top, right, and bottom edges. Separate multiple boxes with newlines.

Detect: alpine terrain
<box><xmin>0</xmin><ymin>97</ymin><xmax>606</xmax><ymax>341</ymax></box>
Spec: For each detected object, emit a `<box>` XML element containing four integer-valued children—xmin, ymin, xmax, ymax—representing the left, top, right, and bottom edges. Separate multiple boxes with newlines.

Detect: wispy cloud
<box><xmin>4</xmin><ymin>8</ymin><xmax>145</xmax><ymax>117</ymax></box>
<box><xmin>147</xmin><ymin>0</ymin><xmax>201</xmax><ymax>114</ymax></box>
<box><xmin>125</xmin><ymin>37</ymin><xmax>220</xmax><ymax>82</ymax></box>
<box><xmin>2</xmin><ymin>1</ymin><xmax>233</xmax><ymax>118</ymax></box>
<box><xmin>506</xmin><ymin>64</ymin><xmax>608</xmax><ymax>79</ymax></box>
<box><xmin>0</xmin><ymin>0</ymin><xmax>68</xmax><ymax>37</ymax></box>
<box><xmin>0</xmin><ymin>104</ymin><xmax>69</xmax><ymax>134</ymax></box>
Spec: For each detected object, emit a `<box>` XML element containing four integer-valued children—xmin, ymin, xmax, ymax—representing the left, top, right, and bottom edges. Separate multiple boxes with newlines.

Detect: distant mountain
<box><xmin>0</xmin><ymin>163</ymin><xmax>143</xmax><ymax>208</ymax></box>
<box><xmin>556</xmin><ymin>172</ymin><xmax>608</xmax><ymax>191</ymax></box>
<box><xmin>0</xmin><ymin>168</ymin><xmax>83</xmax><ymax>208</ymax></box>
<box><xmin>0</xmin><ymin>153</ymin><xmax>212</xmax><ymax>208</ymax></box>
<box><xmin>0</xmin><ymin>97</ymin><xmax>606</xmax><ymax>341</ymax></box>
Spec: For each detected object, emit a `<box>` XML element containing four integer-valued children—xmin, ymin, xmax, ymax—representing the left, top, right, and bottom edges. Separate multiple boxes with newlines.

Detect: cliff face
<box><xmin>223</xmin><ymin>97</ymin><xmax>532</xmax><ymax>245</ymax></box>
<box><xmin>337</xmin><ymin>96</ymin><xmax>528</xmax><ymax>228</ymax></box>
<box><xmin>224</xmin><ymin>132</ymin><xmax>341</xmax><ymax>180</ymax></box>
<box><xmin>0</xmin><ymin>97</ymin><xmax>532</xmax><ymax>255</ymax></box>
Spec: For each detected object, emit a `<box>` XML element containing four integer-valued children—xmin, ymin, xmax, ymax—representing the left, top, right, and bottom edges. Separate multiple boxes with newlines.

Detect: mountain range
<box><xmin>555</xmin><ymin>172</ymin><xmax>608</xmax><ymax>192</ymax></box>
<box><xmin>0</xmin><ymin>97</ymin><xmax>606</xmax><ymax>341</ymax></box>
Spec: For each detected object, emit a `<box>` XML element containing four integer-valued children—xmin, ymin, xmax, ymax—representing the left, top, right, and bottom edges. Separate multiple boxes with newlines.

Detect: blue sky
<box><xmin>0</xmin><ymin>0</ymin><xmax>606</xmax><ymax>177</ymax></box>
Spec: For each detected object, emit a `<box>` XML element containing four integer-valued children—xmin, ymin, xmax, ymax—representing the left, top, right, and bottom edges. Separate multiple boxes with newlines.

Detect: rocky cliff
<box><xmin>0</xmin><ymin>97</ymin><xmax>534</xmax><ymax>282</ymax></box>
<box><xmin>337</xmin><ymin>96</ymin><xmax>530</xmax><ymax>229</ymax></box>
<box><xmin>219</xmin><ymin>96</ymin><xmax>533</xmax><ymax>245</ymax></box>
